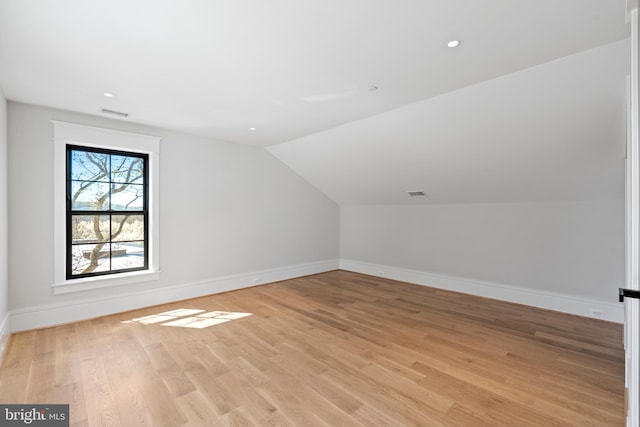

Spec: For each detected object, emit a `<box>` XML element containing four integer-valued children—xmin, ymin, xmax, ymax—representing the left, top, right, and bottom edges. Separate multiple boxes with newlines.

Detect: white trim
<box><xmin>0</xmin><ymin>312</ymin><xmax>10</xmax><ymax>366</ymax></box>
<box><xmin>340</xmin><ymin>259</ymin><xmax>624</xmax><ymax>323</ymax></box>
<box><xmin>51</xmin><ymin>121</ymin><xmax>161</xmax><ymax>293</ymax></box>
<box><xmin>53</xmin><ymin>270</ymin><xmax>160</xmax><ymax>294</ymax></box>
<box><xmin>626</xmin><ymin>7</ymin><xmax>640</xmax><ymax>426</ymax></box>
<box><xmin>9</xmin><ymin>259</ymin><xmax>339</xmax><ymax>332</ymax></box>
<box><xmin>629</xmin><ymin>0</ymin><xmax>639</xmax><ymax>20</ymax></box>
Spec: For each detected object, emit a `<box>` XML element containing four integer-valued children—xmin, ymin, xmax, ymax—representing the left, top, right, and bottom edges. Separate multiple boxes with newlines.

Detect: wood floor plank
<box><xmin>256</xmin><ymin>379</ymin><xmax>331</xmax><ymax>426</ymax></box>
<box><xmin>175</xmin><ymin>390</ymin><xmax>224</xmax><ymax>425</ymax></box>
<box><xmin>0</xmin><ymin>270</ymin><xmax>625</xmax><ymax>426</ymax></box>
<box><xmin>80</xmin><ymin>358</ymin><xmax>123</xmax><ymax>427</ymax></box>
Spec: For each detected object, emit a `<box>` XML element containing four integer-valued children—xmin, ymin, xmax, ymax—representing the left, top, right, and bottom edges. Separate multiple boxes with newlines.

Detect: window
<box><xmin>53</xmin><ymin>121</ymin><xmax>161</xmax><ymax>294</ymax></box>
<box><xmin>66</xmin><ymin>146</ymin><xmax>148</xmax><ymax>278</ymax></box>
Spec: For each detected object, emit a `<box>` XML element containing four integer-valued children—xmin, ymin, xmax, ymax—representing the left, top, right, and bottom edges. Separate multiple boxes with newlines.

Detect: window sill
<box><xmin>53</xmin><ymin>270</ymin><xmax>160</xmax><ymax>294</ymax></box>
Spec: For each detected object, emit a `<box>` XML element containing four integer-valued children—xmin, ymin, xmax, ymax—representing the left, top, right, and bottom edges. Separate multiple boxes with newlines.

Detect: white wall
<box><xmin>341</xmin><ymin>201</ymin><xmax>625</xmax><ymax>321</ymax></box>
<box><xmin>8</xmin><ymin>102</ymin><xmax>339</xmax><ymax>331</ymax></box>
<box><xmin>0</xmin><ymin>90</ymin><xmax>8</xmax><ymax>355</ymax></box>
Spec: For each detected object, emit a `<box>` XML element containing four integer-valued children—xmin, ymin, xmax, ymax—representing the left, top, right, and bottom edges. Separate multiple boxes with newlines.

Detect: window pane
<box><xmin>70</xmin><ymin>150</ymin><xmax>109</xmax><ymax>182</ymax></box>
<box><xmin>71</xmin><ymin>215</ymin><xmax>110</xmax><ymax>243</ymax></box>
<box><xmin>111</xmin><ymin>155</ymin><xmax>144</xmax><ymax>184</ymax></box>
<box><xmin>111</xmin><ymin>184</ymin><xmax>144</xmax><ymax>210</ymax></box>
<box><xmin>112</xmin><ymin>242</ymin><xmax>145</xmax><ymax>270</ymax></box>
<box><xmin>66</xmin><ymin>144</ymin><xmax>149</xmax><ymax>280</ymax></box>
<box><xmin>70</xmin><ymin>242</ymin><xmax>145</xmax><ymax>275</ymax></box>
<box><xmin>71</xmin><ymin>181</ymin><xmax>110</xmax><ymax>210</ymax></box>
<box><xmin>70</xmin><ymin>243</ymin><xmax>111</xmax><ymax>275</ymax></box>
<box><xmin>111</xmin><ymin>215</ymin><xmax>144</xmax><ymax>241</ymax></box>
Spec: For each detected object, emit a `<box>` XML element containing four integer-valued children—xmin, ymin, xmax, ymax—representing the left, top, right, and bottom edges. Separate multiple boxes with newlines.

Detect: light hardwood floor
<box><xmin>0</xmin><ymin>270</ymin><xmax>625</xmax><ymax>426</ymax></box>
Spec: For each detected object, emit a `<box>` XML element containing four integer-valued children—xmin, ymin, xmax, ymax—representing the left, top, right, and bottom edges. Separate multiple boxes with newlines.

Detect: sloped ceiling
<box><xmin>0</xmin><ymin>0</ymin><xmax>631</xmax><ymax>205</ymax></box>
<box><xmin>268</xmin><ymin>41</ymin><xmax>629</xmax><ymax>204</ymax></box>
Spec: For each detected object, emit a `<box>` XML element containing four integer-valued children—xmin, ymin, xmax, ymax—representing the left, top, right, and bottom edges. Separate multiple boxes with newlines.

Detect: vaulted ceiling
<box><xmin>0</xmin><ymin>0</ymin><xmax>631</xmax><ymax>204</ymax></box>
<box><xmin>269</xmin><ymin>40</ymin><xmax>629</xmax><ymax>204</ymax></box>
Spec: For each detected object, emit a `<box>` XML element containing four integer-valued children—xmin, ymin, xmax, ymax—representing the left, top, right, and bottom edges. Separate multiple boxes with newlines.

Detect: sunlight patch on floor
<box><xmin>122</xmin><ymin>308</ymin><xmax>252</xmax><ymax>329</ymax></box>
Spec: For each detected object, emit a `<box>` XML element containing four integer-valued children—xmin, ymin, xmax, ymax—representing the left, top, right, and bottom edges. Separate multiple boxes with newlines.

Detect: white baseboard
<box><xmin>10</xmin><ymin>259</ymin><xmax>339</xmax><ymax>332</ymax></box>
<box><xmin>0</xmin><ymin>312</ymin><xmax>10</xmax><ymax>365</ymax></box>
<box><xmin>340</xmin><ymin>259</ymin><xmax>624</xmax><ymax>323</ymax></box>
<box><xmin>10</xmin><ymin>257</ymin><xmax>622</xmax><ymax>332</ymax></box>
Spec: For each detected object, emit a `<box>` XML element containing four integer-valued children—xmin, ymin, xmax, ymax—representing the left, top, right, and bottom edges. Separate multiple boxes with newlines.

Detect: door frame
<box><xmin>626</xmin><ymin>4</ymin><xmax>640</xmax><ymax>426</ymax></box>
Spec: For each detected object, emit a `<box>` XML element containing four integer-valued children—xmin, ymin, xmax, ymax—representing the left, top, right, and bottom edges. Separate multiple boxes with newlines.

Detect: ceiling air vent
<box><xmin>100</xmin><ymin>108</ymin><xmax>129</xmax><ymax>118</ymax></box>
<box><xmin>407</xmin><ymin>190</ymin><xmax>426</xmax><ymax>197</ymax></box>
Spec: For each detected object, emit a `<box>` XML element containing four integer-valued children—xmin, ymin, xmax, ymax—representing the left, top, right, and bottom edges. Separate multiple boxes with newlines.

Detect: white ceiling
<box><xmin>0</xmin><ymin>0</ymin><xmax>632</xmax><ymax>204</ymax></box>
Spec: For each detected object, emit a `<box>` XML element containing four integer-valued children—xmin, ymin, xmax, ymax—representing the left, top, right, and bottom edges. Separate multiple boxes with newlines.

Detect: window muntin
<box><xmin>66</xmin><ymin>145</ymin><xmax>149</xmax><ymax>279</ymax></box>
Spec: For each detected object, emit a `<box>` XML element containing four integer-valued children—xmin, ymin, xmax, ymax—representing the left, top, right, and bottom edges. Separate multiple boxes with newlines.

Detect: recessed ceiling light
<box><xmin>447</xmin><ymin>40</ymin><xmax>460</xmax><ymax>48</ymax></box>
<box><xmin>249</xmin><ymin>127</ymin><xmax>256</xmax><ymax>131</ymax></box>
<box><xmin>103</xmin><ymin>92</ymin><xmax>114</xmax><ymax>97</ymax></box>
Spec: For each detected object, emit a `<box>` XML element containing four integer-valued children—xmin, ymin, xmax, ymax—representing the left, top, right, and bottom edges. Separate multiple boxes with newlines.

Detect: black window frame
<box><xmin>66</xmin><ymin>144</ymin><xmax>149</xmax><ymax>280</ymax></box>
